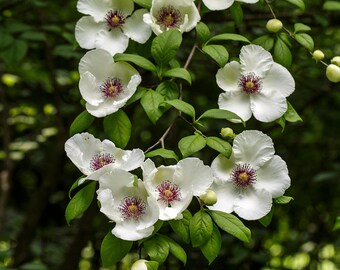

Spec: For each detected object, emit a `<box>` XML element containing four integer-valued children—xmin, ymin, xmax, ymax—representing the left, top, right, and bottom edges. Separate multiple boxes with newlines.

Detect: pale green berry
<box><xmin>131</xmin><ymin>259</ymin><xmax>148</xmax><ymax>270</ymax></box>
<box><xmin>312</xmin><ymin>50</ymin><xmax>325</xmax><ymax>62</ymax></box>
<box><xmin>266</xmin><ymin>19</ymin><xmax>283</xmax><ymax>33</ymax></box>
<box><xmin>331</xmin><ymin>56</ymin><xmax>340</xmax><ymax>66</ymax></box>
<box><xmin>220</xmin><ymin>127</ymin><xmax>235</xmax><ymax>141</ymax></box>
<box><xmin>326</xmin><ymin>64</ymin><xmax>340</xmax><ymax>83</ymax></box>
<box><xmin>200</xmin><ymin>190</ymin><xmax>217</xmax><ymax>206</ymax></box>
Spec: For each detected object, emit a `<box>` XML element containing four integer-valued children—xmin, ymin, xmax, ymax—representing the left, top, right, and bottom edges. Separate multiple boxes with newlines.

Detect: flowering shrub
<box><xmin>65</xmin><ymin>0</ymin><xmax>339</xmax><ymax>268</ymax></box>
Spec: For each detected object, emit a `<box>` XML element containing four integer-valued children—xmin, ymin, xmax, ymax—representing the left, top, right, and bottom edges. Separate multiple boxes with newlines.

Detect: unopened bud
<box><xmin>326</xmin><ymin>64</ymin><xmax>340</xmax><ymax>83</ymax></box>
<box><xmin>200</xmin><ymin>190</ymin><xmax>217</xmax><ymax>206</ymax></box>
<box><xmin>131</xmin><ymin>259</ymin><xmax>148</xmax><ymax>270</ymax></box>
<box><xmin>312</xmin><ymin>50</ymin><xmax>324</xmax><ymax>62</ymax></box>
<box><xmin>266</xmin><ymin>19</ymin><xmax>283</xmax><ymax>33</ymax></box>
<box><xmin>220</xmin><ymin>127</ymin><xmax>235</xmax><ymax>141</ymax></box>
<box><xmin>331</xmin><ymin>56</ymin><xmax>340</xmax><ymax>66</ymax></box>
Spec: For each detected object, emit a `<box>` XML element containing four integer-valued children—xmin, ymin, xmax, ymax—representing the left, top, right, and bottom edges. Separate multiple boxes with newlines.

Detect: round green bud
<box><xmin>220</xmin><ymin>127</ymin><xmax>235</xmax><ymax>141</ymax></box>
<box><xmin>266</xmin><ymin>19</ymin><xmax>283</xmax><ymax>33</ymax></box>
<box><xmin>312</xmin><ymin>50</ymin><xmax>325</xmax><ymax>62</ymax></box>
<box><xmin>326</xmin><ymin>64</ymin><xmax>340</xmax><ymax>83</ymax></box>
<box><xmin>131</xmin><ymin>259</ymin><xmax>148</xmax><ymax>270</ymax></box>
<box><xmin>331</xmin><ymin>56</ymin><xmax>340</xmax><ymax>67</ymax></box>
<box><xmin>200</xmin><ymin>190</ymin><xmax>217</xmax><ymax>206</ymax></box>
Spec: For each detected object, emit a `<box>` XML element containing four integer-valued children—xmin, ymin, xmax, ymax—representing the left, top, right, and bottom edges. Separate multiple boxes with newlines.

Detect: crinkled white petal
<box><xmin>110</xmin><ymin>62</ymin><xmax>140</xmax><ymax>86</ymax></box>
<box><xmin>79</xmin><ymin>71</ymin><xmax>104</xmax><ymax>106</ymax></box>
<box><xmin>240</xmin><ymin>44</ymin><xmax>273</xmax><ymax>77</ymax></box>
<box><xmin>211</xmin><ymin>154</ymin><xmax>235</xmax><ymax>185</ymax></box>
<box><xmin>77</xmin><ymin>0</ymin><xmax>111</xmax><ymax>22</ymax></box>
<box><xmin>237</xmin><ymin>0</ymin><xmax>258</xmax><ymax>3</ymax></box>
<box><xmin>250</xmin><ymin>91</ymin><xmax>288</xmax><ymax>122</ymax></box>
<box><xmin>202</xmin><ymin>0</ymin><xmax>234</xmax><ymax>10</ymax></box>
<box><xmin>234</xmin><ymin>188</ymin><xmax>272</xmax><ymax>220</ymax></box>
<box><xmin>95</xmin><ymin>29</ymin><xmax>129</xmax><ymax>56</ymax></box>
<box><xmin>97</xmin><ymin>188</ymin><xmax>120</xmax><ymax>221</ymax></box>
<box><xmin>216</xmin><ymin>61</ymin><xmax>241</xmax><ymax>93</ymax></box>
<box><xmin>111</xmin><ymin>0</ymin><xmax>134</xmax><ymax>17</ymax></box>
<box><xmin>255</xmin><ymin>155</ymin><xmax>291</xmax><ymax>198</ymax></box>
<box><xmin>80</xmin><ymin>163</ymin><xmax>117</xmax><ymax>183</ymax></box>
<box><xmin>123</xmin><ymin>9</ymin><xmax>152</xmax><ymax>43</ymax></box>
<box><xmin>75</xmin><ymin>16</ymin><xmax>102</xmax><ymax>50</ymax></box>
<box><xmin>111</xmin><ymin>148</ymin><xmax>145</xmax><ymax>171</ymax></box>
<box><xmin>233</xmin><ymin>130</ymin><xmax>275</xmax><ymax>169</ymax></box>
<box><xmin>157</xmin><ymin>192</ymin><xmax>193</xmax><ymax>221</ymax></box>
<box><xmin>218</xmin><ymin>91</ymin><xmax>252</xmax><ymax>122</ymax></box>
<box><xmin>261</xmin><ymin>62</ymin><xmax>295</xmax><ymax>98</ymax></box>
<box><xmin>207</xmin><ymin>182</ymin><xmax>238</xmax><ymax>213</ymax></box>
<box><xmin>141</xmin><ymin>159</ymin><xmax>157</xmax><ymax>179</ymax></box>
<box><xmin>112</xmin><ymin>222</ymin><xmax>154</xmax><ymax>241</ymax></box>
<box><xmin>143</xmin><ymin>13</ymin><xmax>163</xmax><ymax>36</ymax></box>
<box><xmin>178</xmin><ymin>6</ymin><xmax>200</xmax><ymax>33</ymax></box>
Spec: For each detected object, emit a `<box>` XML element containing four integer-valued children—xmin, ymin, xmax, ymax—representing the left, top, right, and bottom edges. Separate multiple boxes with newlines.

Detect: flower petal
<box><xmin>75</xmin><ymin>16</ymin><xmax>102</xmax><ymax>50</ymax></box>
<box><xmin>255</xmin><ymin>155</ymin><xmax>291</xmax><ymax>198</ymax></box>
<box><xmin>123</xmin><ymin>9</ymin><xmax>152</xmax><ymax>43</ymax></box>
<box><xmin>211</xmin><ymin>154</ymin><xmax>236</xmax><ymax>184</ymax></box>
<box><xmin>240</xmin><ymin>44</ymin><xmax>273</xmax><ymax>77</ymax></box>
<box><xmin>218</xmin><ymin>91</ymin><xmax>252</xmax><ymax>122</ymax></box>
<box><xmin>233</xmin><ymin>130</ymin><xmax>275</xmax><ymax>169</ymax></box>
<box><xmin>95</xmin><ymin>29</ymin><xmax>129</xmax><ymax>56</ymax></box>
<box><xmin>208</xmin><ymin>182</ymin><xmax>238</xmax><ymax>214</ymax></box>
<box><xmin>143</xmin><ymin>13</ymin><xmax>163</xmax><ymax>36</ymax></box>
<box><xmin>77</xmin><ymin>0</ymin><xmax>111</xmax><ymax>22</ymax></box>
<box><xmin>97</xmin><ymin>189</ymin><xmax>119</xmax><ymax>221</ymax></box>
<box><xmin>111</xmin><ymin>0</ymin><xmax>134</xmax><ymax>17</ymax></box>
<box><xmin>178</xmin><ymin>4</ymin><xmax>201</xmax><ymax>33</ymax></box>
<box><xmin>79</xmin><ymin>49</ymin><xmax>113</xmax><ymax>80</ymax></box>
<box><xmin>202</xmin><ymin>0</ymin><xmax>234</xmax><ymax>10</ymax></box>
<box><xmin>216</xmin><ymin>61</ymin><xmax>242</xmax><ymax>93</ymax></box>
<box><xmin>110</xmin><ymin>62</ymin><xmax>139</xmax><ymax>86</ymax></box>
<box><xmin>111</xmin><ymin>148</ymin><xmax>145</xmax><ymax>171</ymax></box>
<box><xmin>113</xmin><ymin>223</ymin><xmax>154</xmax><ymax>241</ymax></box>
<box><xmin>238</xmin><ymin>0</ymin><xmax>259</xmax><ymax>3</ymax></box>
<box><xmin>79</xmin><ymin>71</ymin><xmax>104</xmax><ymax>106</ymax></box>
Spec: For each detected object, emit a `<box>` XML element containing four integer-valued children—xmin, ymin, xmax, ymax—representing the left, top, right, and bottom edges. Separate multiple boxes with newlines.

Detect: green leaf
<box><xmin>65</xmin><ymin>182</ymin><xmax>96</xmax><ymax>224</ymax></box>
<box><xmin>294</xmin><ymin>23</ymin><xmax>311</xmax><ymax>33</ymax></box>
<box><xmin>69</xmin><ymin>110</ymin><xmax>95</xmax><ymax>136</ymax></box>
<box><xmin>20</xmin><ymin>31</ymin><xmax>46</xmax><ymax>42</ymax></box>
<box><xmin>276</xmin><ymin>116</ymin><xmax>286</xmax><ymax>130</ymax></box>
<box><xmin>145</xmin><ymin>261</ymin><xmax>159</xmax><ymax>270</ymax></box>
<box><xmin>259</xmin><ymin>207</ymin><xmax>274</xmax><ymax>227</ymax></box>
<box><xmin>163</xmin><ymin>68</ymin><xmax>192</xmax><ymax>84</ymax></box>
<box><xmin>295</xmin><ymin>33</ymin><xmax>314</xmax><ymax>51</ymax></box>
<box><xmin>114</xmin><ymin>53</ymin><xmax>157</xmax><ymax>72</ymax></box>
<box><xmin>68</xmin><ymin>176</ymin><xmax>85</xmax><ymax>199</ymax></box>
<box><xmin>190</xmin><ymin>210</ymin><xmax>214</xmax><ymax>247</ymax></box>
<box><xmin>145</xmin><ymin>148</ymin><xmax>179</xmax><ymax>161</ymax></box>
<box><xmin>284</xmin><ymin>0</ymin><xmax>305</xmax><ymax>10</ymax></box>
<box><xmin>133</xmin><ymin>0</ymin><xmax>152</xmax><ymax>9</ymax></box>
<box><xmin>0</xmin><ymin>33</ymin><xmax>14</xmax><ymax>50</ymax></box>
<box><xmin>252</xmin><ymin>35</ymin><xmax>275</xmax><ymax>51</ymax></box>
<box><xmin>140</xmin><ymin>90</ymin><xmax>167</xmax><ymax>124</ymax></box>
<box><xmin>163</xmin><ymin>99</ymin><xmax>195</xmax><ymax>119</ymax></box>
<box><xmin>197</xmin><ymin>109</ymin><xmax>243</xmax><ymax>123</ymax></box>
<box><xmin>0</xmin><ymin>39</ymin><xmax>28</xmax><ymax>66</ymax></box>
<box><xmin>151</xmin><ymin>29</ymin><xmax>182</xmax><ymax>67</ymax></box>
<box><xmin>100</xmin><ymin>232</ymin><xmax>133</xmax><ymax>267</ymax></box>
<box><xmin>103</xmin><ymin>110</ymin><xmax>131</xmax><ymax>149</ymax></box>
<box><xmin>155</xmin><ymin>81</ymin><xmax>180</xmax><ymax>101</ymax></box>
<box><xmin>274</xmin><ymin>196</ymin><xmax>294</xmax><ymax>204</ymax></box>
<box><xmin>202</xmin><ymin>45</ymin><xmax>229</xmax><ymax>67</ymax></box>
<box><xmin>333</xmin><ymin>217</ymin><xmax>340</xmax><ymax>231</ymax></box>
<box><xmin>160</xmin><ymin>235</ymin><xmax>187</xmax><ymax>265</ymax></box>
<box><xmin>230</xmin><ymin>2</ymin><xmax>243</xmax><ymax>26</ymax></box>
<box><xmin>200</xmin><ymin>224</ymin><xmax>222</xmax><ymax>265</ymax></box>
<box><xmin>196</xmin><ymin>22</ymin><xmax>211</xmax><ymax>44</ymax></box>
<box><xmin>144</xmin><ymin>235</ymin><xmax>170</xmax><ymax>263</ymax></box>
<box><xmin>125</xmin><ymin>86</ymin><xmax>148</xmax><ymax>106</ymax></box>
<box><xmin>206</xmin><ymin>137</ymin><xmax>232</xmax><ymax>158</ymax></box>
<box><xmin>284</xmin><ymin>101</ymin><xmax>303</xmax><ymax>122</ymax></box>
<box><xmin>209</xmin><ymin>210</ymin><xmax>251</xmax><ymax>243</ymax></box>
<box><xmin>206</xmin><ymin>33</ymin><xmax>250</xmax><ymax>44</ymax></box>
<box><xmin>274</xmin><ymin>37</ymin><xmax>292</xmax><ymax>68</ymax></box>
<box><xmin>178</xmin><ymin>134</ymin><xmax>206</xmax><ymax>158</ymax></box>
<box><xmin>169</xmin><ymin>210</ymin><xmax>192</xmax><ymax>244</ymax></box>
<box><xmin>323</xmin><ymin>1</ymin><xmax>340</xmax><ymax>10</ymax></box>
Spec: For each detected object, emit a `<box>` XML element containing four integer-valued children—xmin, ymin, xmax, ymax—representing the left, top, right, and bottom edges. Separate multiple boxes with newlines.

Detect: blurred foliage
<box><xmin>0</xmin><ymin>0</ymin><xmax>339</xmax><ymax>269</ymax></box>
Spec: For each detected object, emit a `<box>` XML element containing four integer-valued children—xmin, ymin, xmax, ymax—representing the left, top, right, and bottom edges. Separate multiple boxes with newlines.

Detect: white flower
<box><xmin>142</xmin><ymin>158</ymin><xmax>214</xmax><ymax>220</ymax></box>
<box><xmin>65</xmin><ymin>132</ymin><xmax>144</xmax><ymax>184</ymax></box>
<box><xmin>75</xmin><ymin>0</ymin><xmax>152</xmax><ymax>56</ymax></box>
<box><xmin>143</xmin><ymin>0</ymin><xmax>200</xmax><ymax>35</ymax></box>
<box><xmin>78</xmin><ymin>49</ymin><xmax>141</xmax><ymax>117</ymax></box>
<box><xmin>202</xmin><ymin>0</ymin><xmax>258</xmax><ymax>11</ymax></box>
<box><xmin>216</xmin><ymin>44</ymin><xmax>295</xmax><ymax>122</ymax></box>
<box><xmin>208</xmin><ymin>130</ymin><xmax>291</xmax><ymax>220</ymax></box>
<box><xmin>97</xmin><ymin>169</ymin><xmax>159</xmax><ymax>241</ymax></box>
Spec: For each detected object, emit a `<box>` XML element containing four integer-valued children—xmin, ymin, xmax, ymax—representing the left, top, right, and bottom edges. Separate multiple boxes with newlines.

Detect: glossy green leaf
<box><xmin>155</xmin><ymin>81</ymin><xmax>180</xmax><ymax>101</ymax></box>
<box><xmin>209</xmin><ymin>210</ymin><xmax>251</xmax><ymax>243</ymax></box>
<box><xmin>196</xmin><ymin>21</ymin><xmax>211</xmax><ymax>44</ymax></box>
<box><xmin>160</xmin><ymin>235</ymin><xmax>187</xmax><ymax>265</ymax></box>
<box><xmin>206</xmin><ymin>137</ymin><xmax>232</xmax><ymax>158</ymax></box>
<box><xmin>163</xmin><ymin>99</ymin><xmax>195</xmax><ymax>119</ymax></box>
<box><xmin>190</xmin><ymin>210</ymin><xmax>213</xmax><ymax>247</ymax></box>
<box><xmin>65</xmin><ymin>181</ymin><xmax>96</xmax><ymax>224</ymax></box>
<box><xmin>259</xmin><ymin>207</ymin><xmax>274</xmax><ymax>227</ymax></box>
<box><xmin>252</xmin><ymin>35</ymin><xmax>275</xmax><ymax>51</ymax></box>
<box><xmin>103</xmin><ymin>110</ymin><xmax>131</xmax><ymax>149</ymax></box>
<box><xmin>284</xmin><ymin>0</ymin><xmax>305</xmax><ymax>10</ymax></box>
<box><xmin>163</xmin><ymin>68</ymin><xmax>192</xmax><ymax>84</ymax></box>
<box><xmin>69</xmin><ymin>110</ymin><xmax>95</xmax><ymax>136</ymax></box>
<box><xmin>202</xmin><ymin>45</ymin><xmax>229</xmax><ymax>67</ymax></box>
<box><xmin>114</xmin><ymin>53</ymin><xmax>157</xmax><ymax>72</ymax></box>
<box><xmin>125</xmin><ymin>86</ymin><xmax>148</xmax><ymax>106</ymax></box>
<box><xmin>294</xmin><ymin>23</ymin><xmax>311</xmax><ymax>33</ymax></box>
<box><xmin>206</xmin><ymin>33</ymin><xmax>250</xmax><ymax>44</ymax></box>
<box><xmin>274</xmin><ymin>37</ymin><xmax>292</xmax><ymax>68</ymax></box>
<box><xmin>144</xmin><ymin>235</ymin><xmax>170</xmax><ymax>263</ymax></box>
<box><xmin>68</xmin><ymin>176</ymin><xmax>86</xmax><ymax>199</ymax></box>
<box><xmin>169</xmin><ymin>210</ymin><xmax>192</xmax><ymax>244</ymax></box>
<box><xmin>145</xmin><ymin>261</ymin><xmax>159</xmax><ymax>270</ymax></box>
<box><xmin>323</xmin><ymin>1</ymin><xmax>340</xmax><ymax>10</ymax></box>
<box><xmin>100</xmin><ymin>232</ymin><xmax>133</xmax><ymax>267</ymax></box>
<box><xmin>230</xmin><ymin>2</ymin><xmax>243</xmax><ymax>26</ymax></box>
<box><xmin>133</xmin><ymin>0</ymin><xmax>152</xmax><ymax>9</ymax></box>
<box><xmin>200</xmin><ymin>224</ymin><xmax>222</xmax><ymax>265</ymax></box>
<box><xmin>178</xmin><ymin>134</ymin><xmax>206</xmax><ymax>158</ymax></box>
<box><xmin>141</xmin><ymin>90</ymin><xmax>167</xmax><ymax>124</ymax></box>
<box><xmin>145</xmin><ymin>148</ymin><xmax>179</xmax><ymax>161</ymax></box>
<box><xmin>295</xmin><ymin>33</ymin><xmax>314</xmax><ymax>51</ymax></box>
<box><xmin>284</xmin><ymin>101</ymin><xmax>303</xmax><ymax>122</ymax></box>
<box><xmin>197</xmin><ymin>109</ymin><xmax>243</xmax><ymax>123</ymax></box>
<box><xmin>0</xmin><ymin>39</ymin><xmax>28</xmax><ymax>66</ymax></box>
<box><xmin>274</xmin><ymin>196</ymin><xmax>294</xmax><ymax>204</ymax></box>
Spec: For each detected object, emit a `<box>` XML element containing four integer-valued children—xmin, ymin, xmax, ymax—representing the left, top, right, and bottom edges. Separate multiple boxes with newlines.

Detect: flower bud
<box><xmin>220</xmin><ymin>127</ymin><xmax>235</xmax><ymax>141</ymax></box>
<box><xmin>266</xmin><ymin>19</ymin><xmax>283</xmax><ymax>33</ymax></box>
<box><xmin>326</xmin><ymin>64</ymin><xmax>340</xmax><ymax>83</ymax></box>
<box><xmin>131</xmin><ymin>259</ymin><xmax>148</xmax><ymax>270</ymax></box>
<box><xmin>331</xmin><ymin>56</ymin><xmax>340</xmax><ymax>66</ymax></box>
<box><xmin>200</xmin><ymin>190</ymin><xmax>217</xmax><ymax>206</ymax></box>
<box><xmin>312</xmin><ymin>50</ymin><xmax>324</xmax><ymax>62</ymax></box>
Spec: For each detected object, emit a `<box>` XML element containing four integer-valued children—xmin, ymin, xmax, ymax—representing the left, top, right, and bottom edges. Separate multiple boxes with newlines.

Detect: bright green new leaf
<box><xmin>252</xmin><ymin>35</ymin><xmax>275</xmax><ymax>51</ymax></box>
<box><xmin>259</xmin><ymin>207</ymin><xmax>274</xmax><ymax>227</ymax></box>
<box><xmin>114</xmin><ymin>53</ymin><xmax>157</xmax><ymax>72</ymax></box>
<box><xmin>100</xmin><ymin>232</ymin><xmax>133</xmax><ymax>267</ymax></box>
<box><xmin>163</xmin><ymin>99</ymin><xmax>195</xmax><ymax>119</ymax></box>
<box><xmin>178</xmin><ymin>134</ymin><xmax>206</xmax><ymax>158</ymax></box>
<box><xmin>200</xmin><ymin>224</ymin><xmax>222</xmax><ymax>265</ymax></box>
<box><xmin>284</xmin><ymin>0</ymin><xmax>305</xmax><ymax>10</ymax></box>
<box><xmin>151</xmin><ymin>29</ymin><xmax>182</xmax><ymax>67</ymax></box>
<box><xmin>230</xmin><ymin>2</ymin><xmax>243</xmax><ymax>26</ymax></box>
<box><xmin>145</xmin><ymin>261</ymin><xmax>159</xmax><ymax>270</ymax></box>
<box><xmin>133</xmin><ymin>0</ymin><xmax>152</xmax><ymax>9</ymax></box>
<box><xmin>209</xmin><ymin>210</ymin><xmax>251</xmax><ymax>243</ymax></box>
<box><xmin>197</xmin><ymin>108</ymin><xmax>243</xmax><ymax>124</ymax></box>
<box><xmin>68</xmin><ymin>176</ymin><xmax>86</xmax><ymax>199</ymax></box>
<box><xmin>103</xmin><ymin>110</ymin><xmax>131</xmax><ymax>149</ymax></box>
<box><xmin>190</xmin><ymin>210</ymin><xmax>214</xmax><ymax>247</ymax></box>
<box><xmin>65</xmin><ymin>181</ymin><xmax>96</xmax><ymax>224</ymax></box>
<box><xmin>141</xmin><ymin>90</ymin><xmax>167</xmax><ymax>124</ymax></box>
<box><xmin>144</xmin><ymin>235</ymin><xmax>170</xmax><ymax>263</ymax></box>
<box><xmin>160</xmin><ymin>235</ymin><xmax>187</xmax><ymax>265</ymax></box>
<box><xmin>274</xmin><ymin>37</ymin><xmax>292</xmax><ymax>68</ymax></box>
<box><xmin>206</xmin><ymin>33</ymin><xmax>250</xmax><ymax>45</ymax></box>
<box><xmin>333</xmin><ymin>216</ymin><xmax>340</xmax><ymax>231</ymax></box>
<box><xmin>169</xmin><ymin>210</ymin><xmax>192</xmax><ymax>244</ymax></box>
<box><xmin>274</xmin><ymin>196</ymin><xmax>294</xmax><ymax>204</ymax></box>
<box><xmin>163</xmin><ymin>68</ymin><xmax>192</xmax><ymax>85</ymax></box>
<box><xmin>295</xmin><ymin>33</ymin><xmax>314</xmax><ymax>51</ymax></box>
<box><xmin>206</xmin><ymin>137</ymin><xmax>232</xmax><ymax>158</ymax></box>
<box><xmin>202</xmin><ymin>45</ymin><xmax>229</xmax><ymax>67</ymax></box>
<box><xmin>69</xmin><ymin>110</ymin><xmax>95</xmax><ymax>136</ymax></box>
<box><xmin>294</xmin><ymin>23</ymin><xmax>311</xmax><ymax>33</ymax></box>
<box><xmin>125</xmin><ymin>86</ymin><xmax>148</xmax><ymax>106</ymax></box>
<box><xmin>284</xmin><ymin>101</ymin><xmax>303</xmax><ymax>122</ymax></box>
<box><xmin>323</xmin><ymin>1</ymin><xmax>340</xmax><ymax>10</ymax></box>
<box><xmin>196</xmin><ymin>22</ymin><xmax>211</xmax><ymax>44</ymax></box>
<box><xmin>145</xmin><ymin>148</ymin><xmax>179</xmax><ymax>161</ymax></box>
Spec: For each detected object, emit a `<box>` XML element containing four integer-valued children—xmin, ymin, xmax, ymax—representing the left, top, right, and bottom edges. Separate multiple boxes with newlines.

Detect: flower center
<box><xmin>90</xmin><ymin>153</ymin><xmax>115</xmax><ymax>171</ymax></box>
<box><xmin>156</xmin><ymin>6</ymin><xmax>182</xmax><ymax>28</ymax></box>
<box><xmin>119</xmin><ymin>197</ymin><xmax>146</xmax><ymax>219</ymax></box>
<box><xmin>156</xmin><ymin>180</ymin><xmax>181</xmax><ymax>206</ymax></box>
<box><xmin>231</xmin><ymin>163</ymin><xmax>257</xmax><ymax>188</ymax></box>
<box><xmin>105</xmin><ymin>10</ymin><xmax>125</xmax><ymax>29</ymax></box>
<box><xmin>100</xmin><ymin>78</ymin><xmax>123</xmax><ymax>98</ymax></box>
<box><xmin>239</xmin><ymin>72</ymin><xmax>262</xmax><ymax>94</ymax></box>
